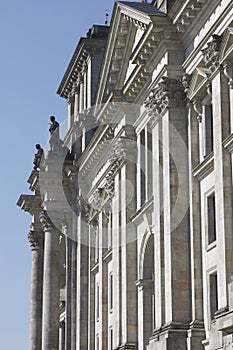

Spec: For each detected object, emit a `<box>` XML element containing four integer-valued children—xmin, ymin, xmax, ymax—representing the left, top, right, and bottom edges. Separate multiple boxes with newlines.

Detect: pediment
<box><xmin>188</xmin><ymin>64</ymin><xmax>210</xmax><ymax>99</ymax></box>
<box><xmin>95</xmin><ymin>1</ymin><xmax>169</xmax><ymax>105</ymax></box>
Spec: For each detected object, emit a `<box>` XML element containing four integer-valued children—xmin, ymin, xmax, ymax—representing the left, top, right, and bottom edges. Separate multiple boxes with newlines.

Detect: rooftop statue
<box><xmin>49</xmin><ymin>115</ymin><xmax>60</xmax><ymax>151</ymax></box>
<box><xmin>33</xmin><ymin>144</ymin><xmax>44</xmax><ymax>171</ymax></box>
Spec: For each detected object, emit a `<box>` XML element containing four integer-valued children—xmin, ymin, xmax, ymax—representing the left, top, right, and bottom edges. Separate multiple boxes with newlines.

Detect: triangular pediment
<box><xmin>188</xmin><ymin>63</ymin><xmax>210</xmax><ymax>99</ymax></box>
<box><xmin>95</xmin><ymin>1</ymin><xmax>168</xmax><ymax>105</ymax></box>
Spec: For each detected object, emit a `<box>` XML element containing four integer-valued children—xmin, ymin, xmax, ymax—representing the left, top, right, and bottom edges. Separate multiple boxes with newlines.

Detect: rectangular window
<box><xmin>204</xmin><ymin>105</ymin><xmax>213</xmax><ymax>156</ymax></box>
<box><xmin>95</xmin><ymin>227</ymin><xmax>99</xmax><ymax>262</ymax></box>
<box><xmin>209</xmin><ymin>272</ymin><xmax>218</xmax><ymax>320</ymax></box>
<box><xmin>207</xmin><ymin>193</ymin><xmax>216</xmax><ymax>245</ymax></box>
<box><xmin>140</xmin><ymin>130</ymin><xmax>146</xmax><ymax>206</ymax></box>
<box><xmin>109</xmin><ymin>273</ymin><xmax>113</xmax><ymax>311</ymax></box>
<box><xmin>108</xmin><ymin>212</ymin><xmax>112</xmax><ymax>250</ymax></box>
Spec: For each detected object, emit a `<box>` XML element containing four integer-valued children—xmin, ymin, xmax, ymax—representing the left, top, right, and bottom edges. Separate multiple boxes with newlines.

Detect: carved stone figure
<box><xmin>49</xmin><ymin>116</ymin><xmax>60</xmax><ymax>150</ymax></box>
<box><xmin>33</xmin><ymin>144</ymin><xmax>44</xmax><ymax>171</ymax></box>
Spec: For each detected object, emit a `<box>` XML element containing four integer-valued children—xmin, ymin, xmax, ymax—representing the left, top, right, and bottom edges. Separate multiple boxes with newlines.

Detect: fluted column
<box><xmin>40</xmin><ymin>210</ymin><xmax>60</xmax><ymax>350</ymax></box>
<box><xmin>28</xmin><ymin>229</ymin><xmax>44</xmax><ymax>350</ymax></box>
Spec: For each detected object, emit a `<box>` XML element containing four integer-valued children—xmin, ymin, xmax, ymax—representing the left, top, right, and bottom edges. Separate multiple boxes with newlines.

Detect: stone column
<box><xmin>187</xmin><ymin>103</ymin><xmax>205</xmax><ymax>349</ymax></box>
<box><xmin>40</xmin><ymin>210</ymin><xmax>60</xmax><ymax>350</ymax></box>
<box><xmin>28</xmin><ymin>229</ymin><xmax>44</xmax><ymax>350</ymax></box>
<box><xmin>65</xmin><ymin>236</ymin><xmax>72</xmax><ymax>350</ymax></box>
<box><xmin>74</xmin><ymin>84</ymin><xmax>79</xmax><ymax>122</ymax></box>
<box><xmin>212</xmin><ymin>69</ymin><xmax>233</xmax><ymax>309</ymax></box>
<box><xmin>112</xmin><ymin>172</ymin><xmax>122</xmax><ymax>348</ymax></box>
<box><xmin>120</xmin><ymin>133</ymin><xmax>138</xmax><ymax>349</ymax></box>
<box><xmin>67</xmin><ymin>94</ymin><xmax>74</xmax><ymax>130</ymax></box>
<box><xmin>79</xmin><ymin>74</ymin><xmax>84</xmax><ymax>113</ymax></box>
<box><xmin>151</xmin><ymin>114</ymin><xmax>165</xmax><ymax>331</ymax></box>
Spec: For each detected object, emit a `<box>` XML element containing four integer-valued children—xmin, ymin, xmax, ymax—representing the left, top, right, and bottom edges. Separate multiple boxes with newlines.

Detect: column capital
<box><xmin>28</xmin><ymin>230</ymin><xmax>44</xmax><ymax>250</ymax></box>
<box><xmin>39</xmin><ymin>210</ymin><xmax>56</xmax><ymax>232</ymax></box>
<box><xmin>145</xmin><ymin>76</ymin><xmax>186</xmax><ymax>120</ymax></box>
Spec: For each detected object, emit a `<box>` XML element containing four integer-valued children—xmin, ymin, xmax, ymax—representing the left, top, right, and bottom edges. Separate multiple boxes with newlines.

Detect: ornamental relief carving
<box><xmin>201</xmin><ymin>35</ymin><xmax>222</xmax><ymax>72</ymax></box>
<box><xmin>39</xmin><ymin>210</ymin><xmax>55</xmax><ymax>232</ymax></box>
<box><xmin>144</xmin><ymin>76</ymin><xmax>186</xmax><ymax>124</ymax></box>
<box><xmin>28</xmin><ymin>230</ymin><xmax>44</xmax><ymax>250</ymax></box>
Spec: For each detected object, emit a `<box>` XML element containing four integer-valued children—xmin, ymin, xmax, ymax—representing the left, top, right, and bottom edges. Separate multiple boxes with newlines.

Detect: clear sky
<box><xmin>0</xmin><ymin>0</ymin><xmax>131</xmax><ymax>348</ymax></box>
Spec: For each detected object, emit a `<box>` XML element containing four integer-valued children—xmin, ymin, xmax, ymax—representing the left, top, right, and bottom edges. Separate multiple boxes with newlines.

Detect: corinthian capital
<box><xmin>39</xmin><ymin>210</ymin><xmax>55</xmax><ymax>232</ymax></box>
<box><xmin>28</xmin><ymin>230</ymin><xmax>44</xmax><ymax>250</ymax></box>
<box><xmin>145</xmin><ymin>77</ymin><xmax>186</xmax><ymax>119</ymax></box>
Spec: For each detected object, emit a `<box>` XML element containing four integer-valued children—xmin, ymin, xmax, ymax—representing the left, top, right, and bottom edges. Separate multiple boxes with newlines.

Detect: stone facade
<box><xmin>17</xmin><ymin>1</ymin><xmax>233</xmax><ymax>349</ymax></box>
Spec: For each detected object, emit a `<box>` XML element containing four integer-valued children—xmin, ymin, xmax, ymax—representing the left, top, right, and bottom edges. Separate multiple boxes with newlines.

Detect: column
<box><xmin>212</xmin><ymin>69</ymin><xmax>233</xmax><ymax>309</ymax></box>
<box><xmin>65</xmin><ymin>237</ymin><xmax>72</xmax><ymax>350</ymax></box>
<box><xmin>67</xmin><ymin>94</ymin><xmax>74</xmax><ymax>130</ymax></box>
<box><xmin>40</xmin><ymin>210</ymin><xmax>60</xmax><ymax>350</ymax></box>
<box><xmin>112</xmin><ymin>172</ymin><xmax>122</xmax><ymax>348</ymax></box>
<box><xmin>74</xmin><ymin>84</ymin><xmax>79</xmax><ymax>122</ymax></box>
<box><xmin>120</xmin><ymin>134</ymin><xmax>138</xmax><ymax>348</ymax></box>
<box><xmin>187</xmin><ymin>103</ymin><xmax>205</xmax><ymax>349</ymax></box>
<box><xmin>79</xmin><ymin>74</ymin><xmax>84</xmax><ymax>113</ymax></box>
<box><xmin>162</xmin><ymin>105</ymin><xmax>190</xmax><ymax>323</ymax></box>
<box><xmin>151</xmin><ymin>116</ymin><xmax>165</xmax><ymax>331</ymax></box>
<box><xmin>28</xmin><ymin>229</ymin><xmax>44</xmax><ymax>350</ymax></box>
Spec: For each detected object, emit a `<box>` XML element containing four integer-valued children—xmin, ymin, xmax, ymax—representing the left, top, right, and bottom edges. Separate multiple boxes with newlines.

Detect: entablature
<box><xmin>17</xmin><ymin>194</ymin><xmax>42</xmax><ymax>215</ymax></box>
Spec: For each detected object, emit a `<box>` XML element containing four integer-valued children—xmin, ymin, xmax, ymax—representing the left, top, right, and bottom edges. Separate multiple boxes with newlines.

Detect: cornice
<box><xmin>172</xmin><ymin>0</ymin><xmax>209</xmax><ymax>34</ymax></box>
<box><xmin>193</xmin><ymin>152</ymin><xmax>214</xmax><ymax>181</ymax></box>
<box><xmin>130</xmin><ymin>196</ymin><xmax>154</xmax><ymax>225</ymax></box>
<box><xmin>17</xmin><ymin>194</ymin><xmax>42</xmax><ymax>215</ymax></box>
<box><xmin>57</xmin><ymin>33</ymin><xmax>109</xmax><ymax>99</ymax></box>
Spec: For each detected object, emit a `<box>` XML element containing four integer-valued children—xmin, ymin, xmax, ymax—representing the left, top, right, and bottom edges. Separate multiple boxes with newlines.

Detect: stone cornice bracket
<box><xmin>193</xmin><ymin>99</ymin><xmax>203</xmax><ymax>122</ymax></box>
<box><xmin>223</xmin><ymin>61</ymin><xmax>233</xmax><ymax>89</ymax></box>
<box><xmin>28</xmin><ymin>230</ymin><xmax>44</xmax><ymax>250</ymax></box>
<box><xmin>182</xmin><ymin>73</ymin><xmax>192</xmax><ymax>96</ymax></box>
<box><xmin>201</xmin><ymin>35</ymin><xmax>223</xmax><ymax>73</ymax></box>
<box><xmin>39</xmin><ymin>210</ymin><xmax>56</xmax><ymax>232</ymax></box>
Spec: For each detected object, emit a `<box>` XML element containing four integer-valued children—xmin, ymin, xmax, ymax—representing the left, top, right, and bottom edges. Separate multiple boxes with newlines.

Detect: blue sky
<box><xmin>0</xmin><ymin>0</ymin><xmax>122</xmax><ymax>348</ymax></box>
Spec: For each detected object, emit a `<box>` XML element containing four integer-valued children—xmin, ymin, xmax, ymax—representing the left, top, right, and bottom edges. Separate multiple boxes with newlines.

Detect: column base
<box><xmin>147</xmin><ymin>322</ymin><xmax>189</xmax><ymax>350</ymax></box>
<box><xmin>187</xmin><ymin>320</ymin><xmax>205</xmax><ymax>350</ymax></box>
